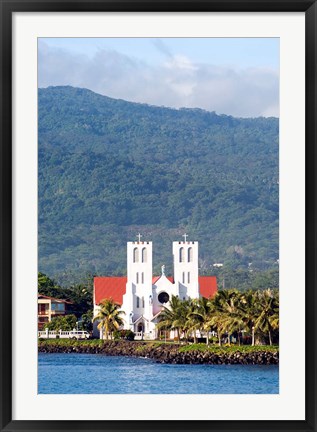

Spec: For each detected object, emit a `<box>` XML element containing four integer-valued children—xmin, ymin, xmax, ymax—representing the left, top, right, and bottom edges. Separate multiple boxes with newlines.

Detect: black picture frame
<box><xmin>1</xmin><ymin>1</ymin><xmax>316</xmax><ymax>431</ymax></box>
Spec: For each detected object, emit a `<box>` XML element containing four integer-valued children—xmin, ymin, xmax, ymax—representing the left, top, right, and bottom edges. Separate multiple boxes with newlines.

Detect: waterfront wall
<box><xmin>38</xmin><ymin>340</ymin><xmax>279</xmax><ymax>365</ymax></box>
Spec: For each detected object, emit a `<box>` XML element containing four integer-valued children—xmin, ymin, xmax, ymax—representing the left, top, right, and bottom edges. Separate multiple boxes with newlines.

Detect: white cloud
<box><xmin>38</xmin><ymin>40</ymin><xmax>279</xmax><ymax>118</ymax></box>
<box><xmin>164</xmin><ymin>54</ymin><xmax>198</xmax><ymax>71</ymax></box>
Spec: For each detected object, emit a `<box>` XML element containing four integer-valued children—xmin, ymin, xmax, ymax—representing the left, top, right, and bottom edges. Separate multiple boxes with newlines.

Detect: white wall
<box><xmin>173</xmin><ymin>241</ymin><xmax>199</xmax><ymax>298</ymax></box>
<box><xmin>122</xmin><ymin>241</ymin><xmax>153</xmax><ymax>330</ymax></box>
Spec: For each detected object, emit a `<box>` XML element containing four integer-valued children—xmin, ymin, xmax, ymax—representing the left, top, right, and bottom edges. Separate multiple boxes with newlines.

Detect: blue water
<box><xmin>38</xmin><ymin>353</ymin><xmax>279</xmax><ymax>394</ymax></box>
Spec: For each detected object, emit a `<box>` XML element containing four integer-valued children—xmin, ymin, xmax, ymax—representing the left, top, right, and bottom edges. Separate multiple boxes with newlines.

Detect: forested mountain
<box><xmin>38</xmin><ymin>86</ymin><xmax>279</xmax><ymax>284</ymax></box>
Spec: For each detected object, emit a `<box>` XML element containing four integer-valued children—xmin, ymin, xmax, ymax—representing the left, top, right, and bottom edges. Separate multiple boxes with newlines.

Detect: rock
<box><xmin>38</xmin><ymin>340</ymin><xmax>279</xmax><ymax>365</ymax></box>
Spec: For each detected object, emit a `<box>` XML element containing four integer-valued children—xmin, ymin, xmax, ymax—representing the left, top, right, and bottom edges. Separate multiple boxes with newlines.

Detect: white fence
<box><xmin>134</xmin><ymin>332</ymin><xmax>153</xmax><ymax>340</ymax></box>
<box><xmin>38</xmin><ymin>330</ymin><xmax>90</xmax><ymax>339</ymax></box>
<box><xmin>38</xmin><ymin>330</ymin><xmax>72</xmax><ymax>339</ymax></box>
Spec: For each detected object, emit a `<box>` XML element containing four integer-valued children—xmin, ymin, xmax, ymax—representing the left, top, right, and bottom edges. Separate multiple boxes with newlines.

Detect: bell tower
<box><xmin>122</xmin><ymin>234</ymin><xmax>153</xmax><ymax>330</ymax></box>
<box><xmin>127</xmin><ymin>233</ymin><xmax>152</xmax><ymax>286</ymax></box>
<box><xmin>173</xmin><ymin>234</ymin><xmax>199</xmax><ymax>299</ymax></box>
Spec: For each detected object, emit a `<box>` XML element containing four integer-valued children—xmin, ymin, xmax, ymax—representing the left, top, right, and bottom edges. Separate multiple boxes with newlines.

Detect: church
<box><xmin>93</xmin><ymin>235</ymin><xmax>217</xmax><ymax>339</ymax></box>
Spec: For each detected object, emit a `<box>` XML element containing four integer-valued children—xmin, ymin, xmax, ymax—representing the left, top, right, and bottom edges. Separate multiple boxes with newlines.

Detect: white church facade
<box><xmin>93</xmin><ymin>236</ymin><xmax>217</xmax><ymax>340</ymax></box>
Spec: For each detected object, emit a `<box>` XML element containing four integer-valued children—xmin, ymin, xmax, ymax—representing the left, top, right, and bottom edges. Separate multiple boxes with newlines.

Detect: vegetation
<box><xmin>93</xmin><ymin>298</ymin><xmax>125</xmax><ymax>340</ymax></box>
<box><xmin>178</xmin><ymin>343</ymin><xmax>278</xmax><ymax>353</ymax></box>
<box><xmin>38</xmin><ymin>273</ymin><xmax>278</xmax><ymax>346</ymax></box>
<box><xmin>113</xmin><ymin>329</ymin><xmax>135</xmax><ymax>341</ymax></box>
<box><xmin>38</xmin><ymin>86</ymin><xmax>278</xmax><ymax>282</ymax></box>
<box><xmin>38</xmin><ymin>338</ymin><xmax>278</xmax><ymax>353</ymax></box>
<box><xmin>38</xmin><ymin>272</ymin><xmax>93</xmax><ymax>320</ymax></box>
<box><xmin>79</xmin><ymin>310</ymin><xmax>94</xmax><ymax>332</ymax></box>
<box><xmin>158</xmin><ymin>289</ymin><xmax>279</xmax><ymax>346</ymax></box>
<box><xmin>44</xmin><ymin>314</ymin><xmax>77</xmax><ymax>331</ymax></box>
<box><xmin>38</xmin><ymin>338</ymin><xmax>104</xmax><ymax>347</ymax></box>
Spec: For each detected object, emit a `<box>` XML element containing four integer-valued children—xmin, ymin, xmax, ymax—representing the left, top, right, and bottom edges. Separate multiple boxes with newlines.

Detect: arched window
<box><xmin>142</xmin><ymin>247</ymin><xmax>147</xmax><ymax>263</ymax></box>
<box><xmin>136</xmin><ymin>296</ymin><xmax>140</xmax><ymax>308</ymax></box>
<box><xmin>133</xmin><ymin>248</ymin><xmax>139</xmax><ymax>263</ymax></box>
<box><xmin>187</xmin><ymin>272</ymin><xmax>190</xmax><ymax>284</ymax></box>
<box><xmin>188</xmin><ymin>247</ymin><xmax>193</xmax><ymax>262</ymax></box>
<box><xmin>142</xmin><ymin>297</ymin><xmax>145</xmax><ymax>308</ymax></box>
<box><xmin>182</xmin><ymin>272</ymin><xmax>185</xmax><ymax>284</ymax></box>
<box><xmin>136</xmin><ymin>272</ymin><xmax>139</xmax><ymax>284</ymax></box>
<box><xmin>141</xmin><ymin>272</ymin><xmax>144</xmax><ymax>284</ymax></box>
<box><xmin>179</xmin><ymin>247</ymin><xmax>184</xmax><ymax>262</ymax></box>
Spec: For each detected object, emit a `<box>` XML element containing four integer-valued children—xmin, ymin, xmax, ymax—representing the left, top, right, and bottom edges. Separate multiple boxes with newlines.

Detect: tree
<box><xmin>44</xmin><ymin>314</ymin><xmax>77</xmax><ymax>331</ymax></box>
<box><xmin>38</xmin><ymin>272</ymin><xmax>93</xmax><ymax>317</ymax></box>
<box><xmin>38</xmin><ymin>272</ymin><xmax>55</xmax><ymax>291</ymax></box>
<box><xmin>207</xmin><ymin>290</ymin><xmax>245</xmax><ymax>345</ymax></box>
<box><xmin>239</xmin><ymin>290</ymin><xmax>260</xmax><ymax>346</ymax></box>
<box><xmin>155</xmin><ymin>289</ymin><xmax>279</xmax><ymax>346</ymax></box>
<box><xmin>38</xmin><ymin>86</ymin><xmax>279</xmax><ymax>279</ymax></box>
<box><xmin>93</xmin><ymin>299</ymin><xmax>125</xmax><ymax>340</ymax></box>
<box><xmin>185</xmin><ymin>300</ymin><xmax>201</xmax><ymax>343</ymax></box>
<box><xmin>38</xmin><ymin>272</ymin><xmax>66</xmax><ymax>299</ymax></box>
<box><xmin>67</xmin><ymin>284</ymin><xmax>93</xmax><ymax>317</ymax></box>
<box><xmin>80</xmin><ymin>309</ymin><xmax>93</xmax><ymax>332</ymax></box>
<box><xmin>187</xmin><ymin>297</ymin><xmax>213</xmax><ymax>344</ymax></box>
<box><xmin>157</xmin><ymin>295</ymin><xmax>190</xmax><ymax>342</ymax></box>
<box><xmin>255</xmin><ymin>289</ymin><xmax>279</xmax><ymax>345</ymax></box>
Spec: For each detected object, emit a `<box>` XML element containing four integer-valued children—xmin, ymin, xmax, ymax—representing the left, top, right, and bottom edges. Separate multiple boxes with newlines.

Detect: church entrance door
<box><xmin>137</xmin><ymin>323</ymin><xmax>144</xmax><ymax>333</ymax></box>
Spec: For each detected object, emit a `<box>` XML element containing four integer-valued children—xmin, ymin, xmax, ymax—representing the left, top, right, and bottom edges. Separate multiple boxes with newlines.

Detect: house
<box><xmin>37</xmin><ymin>295</ymin><xmax>73</xmax><ymax>330</ymax></box>
<box><xmin>93</xmin><ymin>236</ymin><xmax>217</xmax><ymax>339</ymax></box>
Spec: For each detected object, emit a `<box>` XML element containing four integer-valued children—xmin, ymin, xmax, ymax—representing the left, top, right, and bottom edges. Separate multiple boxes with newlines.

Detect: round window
<box><xmin>158</xmin><ymin>292</ymin><xmax>170</xmax><ymax>304</ymax></box>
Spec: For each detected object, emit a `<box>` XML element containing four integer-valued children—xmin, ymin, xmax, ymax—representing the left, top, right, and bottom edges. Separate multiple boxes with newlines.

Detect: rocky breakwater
<box><xmin>38</xmin><ymin>340</ymin><xmax>279</xmax><ymax>365</ymax></box>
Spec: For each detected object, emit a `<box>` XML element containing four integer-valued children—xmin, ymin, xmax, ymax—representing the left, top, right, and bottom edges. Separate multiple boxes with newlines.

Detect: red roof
<box><xmin>94</xmin><ymin>275</ymin><xmax>217</xmax><ymax>305</ymax></box>
<box><xmin>94</xmin><ymin>277</ymin><xmax>127</xmax><ymax>305</ymax></box>
<box><xmin>152</xmin><ymin>276</ymin><xmax>174</xmax><ymax>284</ymax></box>
<box><xmin>199</xmin><ymin>276</ymin><xmax>218</xmax><ymax>298</ymax></box>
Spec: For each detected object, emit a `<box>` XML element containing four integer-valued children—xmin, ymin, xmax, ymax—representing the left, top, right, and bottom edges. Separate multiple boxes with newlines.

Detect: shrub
<box><xmin>121</xmin><ymin>329</ymin><xmax>135</xmax><ymax>341</ymax></box>
<box><xmin>113</xmin><ymin>330</ymin><xmax>121</xmax><ymax>340</ymax></box>
<box><xmin>112</xmin><ymin>329</ymin><xmax>135</xmax><ymax>341</ymax></box>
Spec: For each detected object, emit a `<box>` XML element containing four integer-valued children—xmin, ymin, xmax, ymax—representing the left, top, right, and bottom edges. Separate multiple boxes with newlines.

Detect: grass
<box><xmin>178</xmin><ymin>343</ymin><xmax>279</xmax><ymax>353</ymax></box>
<box><xmin>38</xmin><ymin>338</ymin><xmax>104</xmax><ymax>346</ymax></box>
<box><xmin>38</xmin><ymin>339</ymin><xmax>279</xmax><ymax>354</ymax></box>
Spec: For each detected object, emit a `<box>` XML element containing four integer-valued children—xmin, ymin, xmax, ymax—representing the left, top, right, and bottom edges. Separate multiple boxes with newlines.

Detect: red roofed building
<box><xmin>94</xmin><ymin>277</ymin><xmax>127</xmax><ymax>305</ymax></box>
<box><xmin>94</xmin><ymin>276</ymin><xmax>217</xmax><ymax>307</ymax></box>
<box><xmin>198</xmin><ymin>276</ymin><xmax>218</xmax><ymax>299</ymax></box>
<box><xmin>93</xmin><ymin>238</ymin><xmax>217</xmax><ymax>339</ymax></box>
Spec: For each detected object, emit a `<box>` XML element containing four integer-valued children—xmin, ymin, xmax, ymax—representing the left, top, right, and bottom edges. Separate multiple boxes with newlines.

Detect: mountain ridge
<box><xmin>40</xmin><ymin>85</ymin><xmax>278</xmax><ymax>120</ymax></box>
<box><xmin>38</xmin><ymin>86</ymin><xmax>279</xmax><ymax>283</ymax></box>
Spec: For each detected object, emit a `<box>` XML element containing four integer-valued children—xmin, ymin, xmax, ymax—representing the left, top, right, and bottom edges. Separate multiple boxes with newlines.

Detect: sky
<box><xmin>38</xmin><ymin>37</ymin><xmax>279</xmax><ymax>118</ymax></box>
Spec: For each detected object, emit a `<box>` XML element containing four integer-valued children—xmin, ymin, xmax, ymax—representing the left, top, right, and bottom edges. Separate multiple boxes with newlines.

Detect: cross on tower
<box><xmin>137</xmin><ymin>233</ymin><xmax>142</xmax><ymax>243</ymax></box>
<box><xmin>182</xmin><ymin>233</ymin><xmax>188</xmax><ymax>242</ymax></box>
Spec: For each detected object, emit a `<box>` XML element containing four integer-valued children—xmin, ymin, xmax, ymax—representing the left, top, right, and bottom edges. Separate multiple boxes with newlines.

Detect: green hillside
<box><xmin>38</xmin><ymin>86</ymin><xmax>279</xmax><ymax>284</ymax></box>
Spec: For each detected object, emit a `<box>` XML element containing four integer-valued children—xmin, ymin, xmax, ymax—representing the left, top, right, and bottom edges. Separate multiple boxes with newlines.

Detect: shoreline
<box><xmin>38</xmin><ymin>340</ymin><xmax>279</xmax><ymax>365</ymax></box>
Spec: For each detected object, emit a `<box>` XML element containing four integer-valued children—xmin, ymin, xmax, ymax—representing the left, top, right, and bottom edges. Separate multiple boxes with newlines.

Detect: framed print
<box><xmin>1</xmin><ymin>0</ymin><xmax>316</xmax><ymax>431</ymax></box>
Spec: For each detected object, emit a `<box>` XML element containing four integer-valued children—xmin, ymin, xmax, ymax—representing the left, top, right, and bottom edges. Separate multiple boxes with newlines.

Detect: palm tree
<box><xmin>157</xmin><ymin>295</ymin><xmax>190</xmax><ymax>342</ymax></box>
<box><xmin>174</xmin><ymin>298</ymin><xmax>192</xmax><ymax>342</ymax></box>
<box><xmin>210</xmin><ymin>289</ymin><xmax>245</xmax><ymax>345</ymax></box>
<box><xmin>255</xmin><ymin>289</ymin><xmax>279</xmax><ymax>345</ymax></box>
<box><xmin>186</xmin><ymin>300</ymin><xmax>201</xmax><ymax>343</ymax></box>
<box><xmin>206</xmin><ymin>296</ymin><xmax>226</xmax><ymax>346</ymax></box>
<box><xmin>239</xmin><ymin>290</ymin><xmax>260</xmax><ymax>346</ymax></box>
<box><xmin>155</xmin><ymin>289</ymin><xmax>279</xmax><ymax>347</ymax></box>
<box><xmin>187</xmin><ymin>297</ymin><xmax>213</xmax><ymax>344</ymax></box>
<box><xmin>93</xmin><ymin>298</ymin><xmax>125</xmax><ymax>340</ymax></box>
